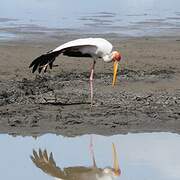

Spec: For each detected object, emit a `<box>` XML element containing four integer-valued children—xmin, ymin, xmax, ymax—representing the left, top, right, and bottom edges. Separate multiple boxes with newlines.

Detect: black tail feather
<box><xmin>29</xmin><ymin>51</ymin><xmax>60</xmax><ymax>73</ymax></box>
<box><xmin>38</xmin><ymin>66</ymin><xmax>43</xmax><ymax>73</ymax></box>
<box><xmin>49</xmin><ymin>58</ymin><xmax>55</xmax><ymax>69</ymax></box>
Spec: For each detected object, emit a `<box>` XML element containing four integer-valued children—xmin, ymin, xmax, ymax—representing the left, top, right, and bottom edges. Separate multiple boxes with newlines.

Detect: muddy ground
<box><xmin>0</xmin><ymin>36</ymin><xmax>180</xmax><ymax>137</ymax></box>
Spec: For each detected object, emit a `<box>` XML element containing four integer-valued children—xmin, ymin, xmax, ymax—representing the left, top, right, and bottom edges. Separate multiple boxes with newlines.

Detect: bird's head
<box><xmin>103</xmin><ymin>143</ymin><xmax>121</xmax><ymax>178</ymax></box>
<box><xmin>111</xmin><ymin>51</ymin><xmax>122</xmax><ymax>87</ymax></box>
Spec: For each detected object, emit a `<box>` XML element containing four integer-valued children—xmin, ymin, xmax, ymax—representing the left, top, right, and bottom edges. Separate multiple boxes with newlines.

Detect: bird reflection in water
<box><xmin>30</xmin><ymin>141</ymin><xmax>121</xmax><ymax>180</ymax></box>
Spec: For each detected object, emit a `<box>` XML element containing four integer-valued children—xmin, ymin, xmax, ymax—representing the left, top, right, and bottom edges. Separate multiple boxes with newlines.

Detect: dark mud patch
<box><xmin>0</xmin><ymin>68</ymin><xmax>180</xmax><ymax>136</ymax></box>
<box><xmin>0</xmin><ymin>68</ymin><xmax>176</xmax><ymax>106</ymax></box>
<box><xmin>121</xmin><ymin>68</ymin><xmax>175</xmax><ymax>81</ymax></box>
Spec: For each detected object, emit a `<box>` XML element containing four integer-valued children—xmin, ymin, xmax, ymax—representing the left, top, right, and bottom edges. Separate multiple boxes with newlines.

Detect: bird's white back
<box><xmin>53</xmin><ymin>38</ymin><xmax>113</xmax><ymax>57</ymax></box>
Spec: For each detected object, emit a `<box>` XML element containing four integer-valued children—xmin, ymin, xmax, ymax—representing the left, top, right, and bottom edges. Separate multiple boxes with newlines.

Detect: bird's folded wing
<box><xmin>62</xmin><ymin>45</ymin><xmax>97</xmax><ymax>57</ymax></box>
<box><xmin>63</xmin><ymin>166</ymin><xmax>102</xmax><ymax>178</ymax></box>
<box><xmin>29</xmin><ymin>45</ymin><xmax>97</xmax><ymax>73</ymax></box>
<box><xmin>30</xmin><ymin>149</ymin><xmax>66</xmax><ymax>179</ymax></box>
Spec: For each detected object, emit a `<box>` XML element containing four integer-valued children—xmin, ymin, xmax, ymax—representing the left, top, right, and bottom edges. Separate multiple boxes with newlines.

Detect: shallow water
<box><xmin>0</xmin><ymin>132</ymin><xmax>180</xmax><ymax>180</ymax></box>
<box><xmin>0</xmin><ymin>0</ymin><xmax>180</xmax><ymax>39</ymax></box>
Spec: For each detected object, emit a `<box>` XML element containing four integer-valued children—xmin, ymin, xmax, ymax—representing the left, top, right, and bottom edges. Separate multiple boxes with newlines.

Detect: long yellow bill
<box><xmin>112</xmin><ymin>143</ymin><xmax>121</xmax><ymax>176</ymax></box>
<box><xmin>112</xmin><ymin>61</ymin><xmax>119</xmax><ymax>87</ymax></box>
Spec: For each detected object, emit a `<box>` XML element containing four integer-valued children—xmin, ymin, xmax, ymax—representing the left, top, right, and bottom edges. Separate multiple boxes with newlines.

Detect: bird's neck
<box><xmin>96</xmin><ymin>173</ymin><xmax>115</xmax><ymax>180</ymax></box>
<box><xmin>102</xmin><ymin>54</ymin><xmax>112</xmax><ymax>63</ymax></box>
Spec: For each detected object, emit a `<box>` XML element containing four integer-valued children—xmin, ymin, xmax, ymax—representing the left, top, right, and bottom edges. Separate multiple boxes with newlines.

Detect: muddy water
<box><xmin>0</xmin><ymin>0</ymin><xmax>180</xmax><ymax>39</ymax></box>
<box><xmin>0</xmin><ymin>133</ymin><xmax>180</xmax><ymax>180</ymax></box>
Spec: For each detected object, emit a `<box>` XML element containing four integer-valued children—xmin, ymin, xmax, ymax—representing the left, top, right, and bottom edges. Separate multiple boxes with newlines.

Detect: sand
<box><xmin>0</xmin><ymin>36</ymin><xmax>180</xmax><ymax>137</ymax></box>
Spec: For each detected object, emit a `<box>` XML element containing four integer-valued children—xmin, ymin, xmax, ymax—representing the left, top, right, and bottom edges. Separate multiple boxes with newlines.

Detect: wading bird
<box><xmin>29</xmin><ymin>38</ymin><xmax>122</xmax><ymax>106</ymax></box>
<box><xmin>30</xmin><ymin>143</ymin><xmax>121</xmax><ymax>180</ymax></box>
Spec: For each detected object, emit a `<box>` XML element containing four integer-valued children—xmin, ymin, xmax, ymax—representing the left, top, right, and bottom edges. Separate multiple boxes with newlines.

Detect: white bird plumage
<box><xmin>53</xmin><ymin>38</ymin><xmax>113</xmax><ymax>62</ymax></box>
<box><xmin>29</xmin><ymin>38</ymin><xmax>121</xmax><ymax>106</ymax></box>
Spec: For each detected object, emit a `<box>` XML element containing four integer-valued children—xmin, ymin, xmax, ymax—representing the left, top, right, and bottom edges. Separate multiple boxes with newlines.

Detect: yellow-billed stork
<box><xmin>30</xmin><ymin>143</ymin><xmax>121</xmax><ymax>180</ymax></box>
<box><xmin>29</xmin><ymin>38</ymin><xmax>122</xmax><ymax>106</ymax></box>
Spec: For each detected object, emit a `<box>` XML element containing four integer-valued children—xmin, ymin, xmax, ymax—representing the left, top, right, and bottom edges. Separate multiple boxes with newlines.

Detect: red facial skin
<box><xmin>112</xmin><ymin>51</ymin><xmax>122</xmax><ymax>62</ymax></box>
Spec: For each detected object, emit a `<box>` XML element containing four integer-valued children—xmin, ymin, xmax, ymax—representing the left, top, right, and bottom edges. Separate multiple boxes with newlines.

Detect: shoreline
<box><xmin>0</xmin><ymin>35</ymin><xmax>180</xmax><ymax>137</ymax></box>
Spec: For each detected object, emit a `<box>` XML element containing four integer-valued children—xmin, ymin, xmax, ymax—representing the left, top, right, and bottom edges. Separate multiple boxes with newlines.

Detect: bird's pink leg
<box><xmin>89</xmin><ymin>135</ymin><xmax>97</xmax><ymax>168</ymax></box>
<box><xmin>89</xmin><ymin>60</ymin><xmax>96</xmax><ymax>107</ymax></box>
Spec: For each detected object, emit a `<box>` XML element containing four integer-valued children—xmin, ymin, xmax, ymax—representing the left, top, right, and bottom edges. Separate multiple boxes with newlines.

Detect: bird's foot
<box><xmin>52</xmin><ymin>64</ymin><xmax>59</xmax><ymax>67</ymax></box>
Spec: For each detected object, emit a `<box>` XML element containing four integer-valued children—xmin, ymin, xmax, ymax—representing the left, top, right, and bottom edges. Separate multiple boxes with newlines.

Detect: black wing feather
<box><xmin>29</xmin><ymin>51</ymin><xmax>60</xmax><ymax>73</ymax></box>
<box><xmin>62</xmin><ymin>46</ymin><xmax>92</xmax><ymax>57</ymax></box>
<box><xmin>29</xmin><ymin>45</ymin><xmax>97</xmax><ymax>73</ymax></box>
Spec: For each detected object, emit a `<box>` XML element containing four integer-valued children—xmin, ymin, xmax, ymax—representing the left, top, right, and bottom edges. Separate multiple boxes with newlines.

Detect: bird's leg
<box><xmin>89</xmin><ymin>59</ymin><xmax>96</xmax><ymax>107</ymax></box>
<box><xmin>42</xmin><ymin>64</ymin><xmax>48</xmax><ymax>72</ymax></box>
<box><xmin>89</xmin><ymin>135</ymin><xmax>97</xmax><ymax>168</ymax></box>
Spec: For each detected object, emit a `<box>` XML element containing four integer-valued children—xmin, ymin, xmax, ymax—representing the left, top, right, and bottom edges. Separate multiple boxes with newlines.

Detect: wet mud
<box><xmin>0</xmin><ymin>68</ymin><xmax>180</xmax><ymax>137</ymax></box>
<box><xmin>0</xmin><ymin>37</ymin><xmax>180</xmax><ymax>136</ymax></box>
